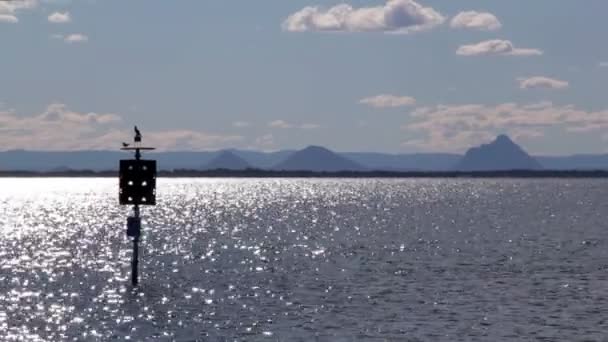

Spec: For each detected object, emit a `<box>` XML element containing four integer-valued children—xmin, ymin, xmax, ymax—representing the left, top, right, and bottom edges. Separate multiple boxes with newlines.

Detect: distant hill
<box><xmin>455</xmin><ymin>135</ymin><xmax>543</xmax><ymax>171</ymax></box>
<box><xmin>202</xmin><ymin>151</ymin><xmax>251</xmax><ymax>170</ymax></box>
<box><xmin>274</xmin><ymin>146</ymin><xmax>365</xmax><ymax>172</ymax></box>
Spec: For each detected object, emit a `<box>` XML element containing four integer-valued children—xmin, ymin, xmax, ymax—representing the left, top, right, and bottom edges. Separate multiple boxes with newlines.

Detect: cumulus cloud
<box><xmin>0</xmin><ymin>0</ymin><xmax>37</xmax><ymax>23</ymax></box>
<box><xmin>360</xmin><ymin>94</ymin><xmax>416</xmax><ymax>108</ymax></box>
<box><xmin>64</xmin><ymin>33</ymin><xmax>88</xmax><ymax>43</ymax></box>
<box><xmin>0</xmin><ymin>103</ymin><xmax>121</xmax><ymax>150</ymax></box>
<box><xmin>450</xmin><ymin>11</ymin><xmax>501</xmax><ymax>31</ymax></box>
<box><xmin>0</xmin><ymin>104</ymin><xmax>243</xmax><ymax>151</ymax></box>
<box><xmin>48</xmin><ymin>11</ymin><xmax>70</xmax><ymax>23</ymax></box>
<box><xmin>283</xmin><ymin>0</ymin><xmax>445</xmax><ymax>34</ymax></box>
<box><xmin>457</xmin><ymin>39</ymin><xmax>543</xmax><ymax>56</ymax></box>
<box><xmin>518</xmin><ymin>76</ymin><xmax>569</xmax><ymax>90</ymax></box>
<box><xmin>401</xmin><ymin>102</ymin><xmax>608</xmax><ymax>151</ymax></box>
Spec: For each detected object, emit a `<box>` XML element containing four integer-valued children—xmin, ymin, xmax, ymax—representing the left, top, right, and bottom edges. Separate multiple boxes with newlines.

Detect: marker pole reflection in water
<box><xmin>127</xmin><ymin>206</ymin><xmax>142</xmax><ymax>286</ymax></box>
<box><xmin>119</xmin><ymin>126</ymin><xmax>157</xmax><ymax>286</ymax></box>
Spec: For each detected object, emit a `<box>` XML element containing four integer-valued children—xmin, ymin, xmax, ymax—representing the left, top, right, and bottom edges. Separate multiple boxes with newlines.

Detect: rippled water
<box><xmin>0</xmin><ymin>178</ymin><xmax>607</xmax><ymax>341</ymax></box>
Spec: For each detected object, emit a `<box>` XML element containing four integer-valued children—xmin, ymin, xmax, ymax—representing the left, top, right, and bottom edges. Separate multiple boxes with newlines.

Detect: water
<box><xmin>0</xmin><ymin>178</ymin><xmax>607</xmax><ymax>341</ymax></box>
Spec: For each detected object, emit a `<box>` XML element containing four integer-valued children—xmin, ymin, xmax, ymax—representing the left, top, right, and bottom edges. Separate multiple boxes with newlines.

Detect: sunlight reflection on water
<box><xmin>0</xmin><ymin>178</ymin><xmax>607</xmax><ymax>341</ymax></box>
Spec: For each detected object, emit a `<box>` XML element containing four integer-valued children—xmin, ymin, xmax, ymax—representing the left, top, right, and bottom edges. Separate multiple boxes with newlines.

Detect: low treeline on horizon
<box><xmin>3</xmin><ymin>135</ymin><xmax>608</xmax><ymax>173</ymax></box>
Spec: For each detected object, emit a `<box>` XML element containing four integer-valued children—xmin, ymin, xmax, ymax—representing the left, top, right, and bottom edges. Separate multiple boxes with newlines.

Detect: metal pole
<box><xmin>132</xmin><ymin>204</ymin><xmax>140</xmax><ymax>286</ymax></box>
<box><xmin>132</xmin><ymin>148</ymin><xmax>141</xmax><ymax>287</ymax></box>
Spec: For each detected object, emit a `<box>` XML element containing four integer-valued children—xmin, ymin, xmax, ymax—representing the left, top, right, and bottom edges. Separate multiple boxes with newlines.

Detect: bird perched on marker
<box><xmin>134</xmin><ymin>126</ymin><xmax>142</xmax><ymax>143</ymax></box>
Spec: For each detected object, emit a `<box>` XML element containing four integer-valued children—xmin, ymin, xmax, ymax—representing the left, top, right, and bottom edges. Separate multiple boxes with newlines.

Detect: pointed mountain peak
<box><xmin>304</xmin><ymin>145</ymin><xmax>325</xmax><ymax>150</ymax></box>
<box><xmin>301</xmin><ymin>145</ymin><xmax>334</xmax><ymax>154</ymax></box>
<box><xmin>203</xmin><ymin>150</ymin><xmax>251</xmax><ymax>170</ymax></box>
<box><xmin>274</xmin><ymin>145</ymin><xmax>365</xmax><ymax>171</ymax></box>
<box><xmin>456</xmin><ymin>135</ymin><xmax>542</xmax><ymax>171</ymax></box>
<box><xmin>494</xmin><ymin>134</ymin><xmax>514</xmax><ymax>144</ymax></box>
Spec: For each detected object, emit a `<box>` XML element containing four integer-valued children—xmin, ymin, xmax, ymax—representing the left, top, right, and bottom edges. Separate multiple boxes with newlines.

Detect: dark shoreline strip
<box><xmin>1</xmin><ymin>169</ymin><xmax>608</xmax><ymax>178</ymax></box>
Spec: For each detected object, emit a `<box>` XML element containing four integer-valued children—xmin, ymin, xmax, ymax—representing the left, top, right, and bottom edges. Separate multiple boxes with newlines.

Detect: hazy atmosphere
<box><xmin>2</xmin><ymin>0</ymin><xmax>608</xmax><ymax>154</ymax></box>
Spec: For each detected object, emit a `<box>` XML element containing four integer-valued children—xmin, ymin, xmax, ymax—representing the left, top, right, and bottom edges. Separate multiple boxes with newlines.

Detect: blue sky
<box><xmin>1</xmin><ymin>0</ymin><xmax>608</xmax><ymax>154</ymax></box>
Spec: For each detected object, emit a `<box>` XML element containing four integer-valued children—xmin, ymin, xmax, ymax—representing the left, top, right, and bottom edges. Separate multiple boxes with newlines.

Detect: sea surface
<box><xmin>0</xmin><ymin>178</ymin><xmax>607</xmax><ymax>341</ymax></box>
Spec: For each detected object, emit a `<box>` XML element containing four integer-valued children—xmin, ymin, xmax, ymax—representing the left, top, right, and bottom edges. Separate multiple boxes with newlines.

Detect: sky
<box><xmin>1</xmin><ymin>0</ymin><xmax>608</xmax><ymax>155</ymax></box>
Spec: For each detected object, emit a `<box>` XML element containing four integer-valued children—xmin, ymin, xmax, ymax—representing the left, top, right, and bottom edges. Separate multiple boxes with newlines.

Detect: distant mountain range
<box><xmin>1</xmin><ymin>136</ymin><xmax>608</xmax><ymax>171</ymax></box>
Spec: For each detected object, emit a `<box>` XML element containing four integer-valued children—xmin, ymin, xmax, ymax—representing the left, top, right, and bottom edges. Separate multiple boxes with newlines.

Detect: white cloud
<box><xmin>0</xmin><ymin>14</ymin><xmax>18</xmax><ymax>23</ymax></box>
<box><xmin>360</xmin><ymin>94</ymin><xmax>416</xmax><ymax>108</ymax></box>
<box><xmin>518</xmin><ymin>76</ymin><xmax>569</xmax><ymax>90</ymax></box>
<box><xmin>0</xmin><ymin>104</ymin><xmax>243</xmax><ymax>151</ymax></box>
<box><xmin>401</xmin><ymin>102</ymin><xmax>608</xmax><ymax>152</ymax></box>
<box><xmin>283</xmin><ymin>0</ymin><xmax>445</xmax><ymax>33</ymax></box>
<box><xmin>269</xmin><ymin>120</ymin><xmax>293</xmax><ymax>129</ymax></box>
<box><xmin>0</xmin><ymin>103</ymin><xmax>121</xmax><ymax>150</ymax></box>
<box><xmin>48</xmin><ymin>11</ymin><xmax>70</xmax><ymax>23</ymax></box>
<box><xmin>0</xmin><ymin>0</ymin><xmax>37</xmax><ymax>23</ymax></box>
<box><xmin>450</xmin><ymin>11</ymin><xmax>501</xmax><ymax>31</ymax></box>
<box><xmin>64</xmin><ymin>33</ymin><xmax>88</xmax><ymax>43</ymax></box>
<box><xmin>457</xmin><ymin>39</ymin><xmax>543</xmax><ymax>57</ymax></box>
<box><xmin>300</xmin><ymin>123</ymin><xmax>320</xmax><ymax>129</ymax></box>
<box><xmin>232</xmin><ymin>121</ymin><xmax>250</xmax><ymax>128</ymax></box>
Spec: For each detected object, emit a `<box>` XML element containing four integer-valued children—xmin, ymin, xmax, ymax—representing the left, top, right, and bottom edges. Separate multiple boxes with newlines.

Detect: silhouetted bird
<box><xmin>134</xmin><ymin>126</ymin><xmax>142</xmax><ymax>143</ymax></box>
<box><xmin>122</xmin><ymin>142</ymin><xmax>130</xmax><ymax>148</ymax></box>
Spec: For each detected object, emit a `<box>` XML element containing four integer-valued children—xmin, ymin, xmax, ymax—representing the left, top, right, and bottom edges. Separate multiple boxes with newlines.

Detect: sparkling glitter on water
<box><xmin>0</xmin><ymin>178</ymin><xmax>607</xmax><ymax>341</ymax></box>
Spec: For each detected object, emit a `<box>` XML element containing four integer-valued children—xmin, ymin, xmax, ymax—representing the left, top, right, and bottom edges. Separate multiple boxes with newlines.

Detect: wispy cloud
<box><xmin>52</xmin><ymin>33</ymin><xmax>89</xmax><ymax>43</ymax></box>
<box><xmin>518</xmin><ymin>76</ymin><xmax>569</xmax><ymax>90</ymax></box>
<box><xmin>269</xmin><ymin>120</ymin><xmax>293</xmax><ymax>129</ymax></box>
<box><xmin>360</xmin><ymin>95</ymin><xmax>416</xmax><ymax>108</ymax></box>
<box><xmin>232</xmin><ymin>121</ymin><xmax>251</xmax><ymax>128</ymax></box>
<box><xmin>457</xmin><ymin>39</ymin><xmax>543</xmax><ymax>57</ymax></box>
<box><xmin>450</xmin><ymin>11</ymin><xmax>501</xmax><ymax>31</ymax></box>
<box><xmin>269</xmin><ymin>120</ymin><xmax>320</xmax><ymax>130</ymax></box>
<box><xmin>300</xmin><ymin>123</ymin><xmax>320</xmax><ymax>129</ymax></box>
<box><xmin>64</xmin><ymin>33</ymin><xmax>88</xmax><ymax>43</ymax></box>
<box><xmin>283</xmin><ymin>0</ymin><xmax>445</xmax><ymax>34</ymax></box>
